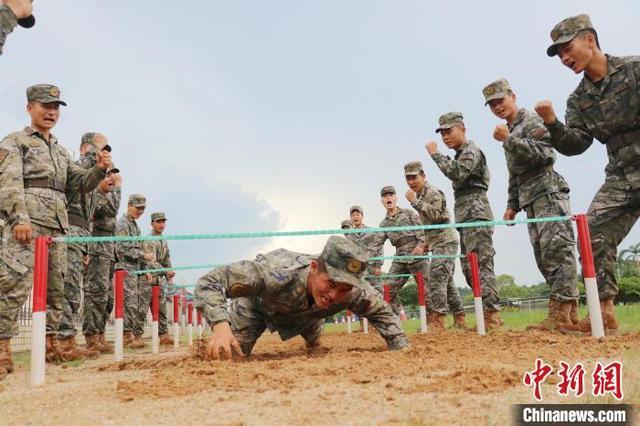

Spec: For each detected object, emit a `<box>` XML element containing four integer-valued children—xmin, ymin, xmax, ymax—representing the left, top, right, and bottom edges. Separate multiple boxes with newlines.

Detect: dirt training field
<box><xmin>1</xmin><ymin>328</ymin><xmax>638</xmax><ymax>425</ymax></box>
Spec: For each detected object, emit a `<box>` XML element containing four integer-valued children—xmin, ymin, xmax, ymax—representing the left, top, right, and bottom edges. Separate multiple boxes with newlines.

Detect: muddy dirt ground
<box><xmin>1</xmin><ymin>330</ymin><xmax>638</xmax><ymax>425</ymax></box>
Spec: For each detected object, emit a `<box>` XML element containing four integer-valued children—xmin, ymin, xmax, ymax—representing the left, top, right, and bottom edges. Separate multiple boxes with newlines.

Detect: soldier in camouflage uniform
<box><xmin>0</xmin><ymin>0</ymin><xmax>34</xmax><ymax>55</ymax></box>
<box><xmin>195</xmin><ymin>236</ymin><xmax>408</xmax><ymax>360</ymax></box>
<box><xmin>57</xmin><ymin>133</ymin><xmax>111</xmax><ymax>358</ymax></box>
<box><xmin>142</xmin><ymin>212</ymin><xmax>175</xmax><ymax>345</ymax></box>
<box><xmin>426</xmin><ymin>112</ymin><xmax>502</xmax><ymax>329</ymax></box>
<box><xmin>370</xmin><ymin>186</ymin><xmax>429</xmax><ymax>315</ymax></box>
<box><xmin>404</xmin><ymin>161</ymin><xmax>466</xmax><ymax>330</ymax></box>
<box><xmin>116</xmin><ymin>194</ymin><xmax>154</xmax><ymax>348</ymax></box>
<box><xmin>535</xmin><ymin>14</ymin><xmax>640</xmax><ymax>334</ymax></box>
<box><xmin>340</xmin><ymin>220</ymin><xmax>352</xmax><ymax>230</ymax></box>
<box><xmin>0</xmin><ymin>84</ymin><xmax>111</xmax><ymax>378</ymax></box>
<box><xmin>483</xmin><ymin>78</ymin><xmax>580</xmax><ymax>332</ymax></box>
<box><xmin>82</xmin><ymin>167</ymin><xmax>121</xmax><ymax>353</ymax></box>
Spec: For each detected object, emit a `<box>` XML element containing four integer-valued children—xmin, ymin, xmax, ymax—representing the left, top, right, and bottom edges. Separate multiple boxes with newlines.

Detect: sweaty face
<box><xmin>307</xmin><ymin>262</ymin><xmax>353</xmax><ymax>309</ymax></box>
<box><xmin>405</xmin><ymin>173</ymin><xmax>426</xmax><ymax>193</ymax></box>
<box><xmin>558</xmin><ymin>35</ymin><xmax>595</xmax><ymax>74</ymax></box>
<box><xmin>350</xmin><ymin>211</ymin><xmax>363</xmax><ymax>227</ymax></box>
<box><xmin>27</xmin><ymin>102</ymin><xmax>60</xmax><ymax>132</ymax></box>
<box><xmin>440</xmin><ymin>125</ymin><xmax>465</xmax><ymax>150</ymax></box>
<box><xmin>381</xmin><ymin>193</ymin><xmax>396</xmax><ymax>210</ymax></box>
<box><xmin>488</xmin><ymin>94</ymin><xmax>518</xmax><ymax>122</ymax></box>
<box><xmin>152</xmin><ymin>219</ymin><xmax>166</xmax><ymax>234</ymax></box>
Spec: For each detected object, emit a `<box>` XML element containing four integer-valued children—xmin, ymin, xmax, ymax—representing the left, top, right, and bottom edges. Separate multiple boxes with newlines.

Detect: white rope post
<box><xmin>575</xmin><ymin>214</ymin><xmax>605</xmax><ymax>337</ymax></box>
<box><xmin>151</xmin><ymin>285</ymin><xmax>160</xmax><ymax>354</ymax></box>
<box><xmin>468</xmin><ymin>252</ymin><xmax>486</xmax><ymax>336</ymax></box>
<box><xmin>114</xmin><ymin>270</ymin><xmax>127</xmax><ymax>361</ymax></box>
<box><xmin>172</xmin><ymin>294</ymin><xmax>180</xmax><ymax>349</ymax></box>
<box><xmin>363</xmin><ymin>318</ymin><xmax>368</xmax><ymax>334</ymax></box>
<box><xmin>30</xmin><ymin>237</ymin><xmax>50</xmax><ymax>386</ymax></box>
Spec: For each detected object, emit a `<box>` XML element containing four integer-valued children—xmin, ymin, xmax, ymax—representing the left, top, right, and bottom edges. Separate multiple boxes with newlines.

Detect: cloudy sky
<box><xmin>2</xmin><ymin>1</ymin><xmax>639</xmax><ymax>289</ymax></box>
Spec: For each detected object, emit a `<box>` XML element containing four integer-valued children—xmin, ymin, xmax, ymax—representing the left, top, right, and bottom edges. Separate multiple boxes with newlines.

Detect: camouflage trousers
<box><xmin>58</xmin><ymin>225</ymin><xmax>90</xmax><ymax>338</ymax></box>
<box><xmin>0</xmin><ymin>223</ymin><xmax>66</xmax><ymax>338</ymax></box>
<box><xmin>82</xmin><ymin>254</ymin><xmax>114</xmax><ymax>336</ymax></box>
<box><xmin>459</xmin><ymin>226</ymin><xmax>500</xmax><ymax>311</ymax></box>
<box><xmin>229</xmin><ymin>297</ymin><xmax>324</xmax><ymax>356</ymax></box>
<box><xmin>427</xmin><ymin>239</ymin><xmax>465</xmax><ymax>315</ymax></box>
<box><xmin>387</xmin><ymin>259</ymin><xmax>429</xmax><ymax>315</ymax></box>
<box><xmin>524</xmin><ymin>193</ymin><xmax>579</xmax><ymax>302</ymax></box>
<box><xmin>587</xmin><ymin>172</ymin><xmax>640</xmax><ymax>299</ymax></box>
<box><xmin>124</xmin><ymin>273</ymin><xmax>151</xmax><ymax>336</ymax></box>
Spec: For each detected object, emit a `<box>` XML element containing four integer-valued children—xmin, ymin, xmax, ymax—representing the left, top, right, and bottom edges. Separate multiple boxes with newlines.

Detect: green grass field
<box><xmin>325</xmin><ymin>304</ymin><xmax>640</xmax><ymax>335</ymax></box>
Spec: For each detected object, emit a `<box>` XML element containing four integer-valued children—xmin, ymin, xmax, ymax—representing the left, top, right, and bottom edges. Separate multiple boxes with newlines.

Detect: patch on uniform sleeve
<box><xmin>531</xmin><ymin>128</ymin><xmax>547</xmax><ymax>140</ymax></box>
<box><xmin>229</xmin><ymin>283</ymin><xmax>252</xmax><ymax>297</ymax></box>
<box><xmin>117</xmin><ymin>230</ymin><xmax>129</xmax><ymax>237</ymax></box>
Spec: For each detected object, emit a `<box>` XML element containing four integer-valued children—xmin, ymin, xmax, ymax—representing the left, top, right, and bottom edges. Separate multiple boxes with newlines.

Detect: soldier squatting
<box><xmin>0</xmin><ymin>9</ymin><xmax>637</xmax><ymax>372</ymax></box>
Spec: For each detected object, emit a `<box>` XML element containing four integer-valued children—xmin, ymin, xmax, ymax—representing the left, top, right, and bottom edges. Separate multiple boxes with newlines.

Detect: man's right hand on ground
<box><xmin>206</xmin><ymin>322</ymin><xmax>244</xmax><ymax>361</ymax></box>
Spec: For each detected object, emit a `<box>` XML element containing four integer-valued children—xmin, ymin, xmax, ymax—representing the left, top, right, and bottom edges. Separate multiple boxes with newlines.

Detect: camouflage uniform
<box><xmin>430</xmin><ymin>113</ymin><xmax>500</xmax><ymax>312</ymax></box>
<box><xmin>142</xmin><ymin>212</ymin><xmax>172</xmax><ymax>335</ymax></box>
<box><xmin>370</xmin><ymin>187</ymin><xmax>428</xmax><ymax>314</ymax></box>
<box><xmin>0</xmin><ymin>4</ymin><xmax>34</xmax><ymax>55</ymax></box>
<box><xmin>115</xmin><ymin>196</ymin><xmax>149</xmax><ymax>337</ymax></box>
<box><xmin>546</xmin><ymin>51</ymin><xmax>640</xmax><ymax>301</ymax></box>
<box><xmin>58</xmin><ymin>146</ymin><xmax>100</xmax><ymax>339</ymax></box>
<box><xmin>82</xmin><ymin>185</ymin><xmax>121</xmax><ymax>336</ymax></box>
<box><xmin>195</xmin><ymin>236</ymin><xmax>408</xmax><ymax>355</ymax></box>
<box><xmin>0</xmin><ymin>84</ymin><xmax>105</xmax><ymax>338</ymax></box>
<box><xmin>404</xmin><ymin>162</ymin><xmax>464</xmax><ymax>315</ymax></box>
<box><xmin>483</xmin><ymin>79</ymin><xmax>580</xmax><ymax>302</ymax></box>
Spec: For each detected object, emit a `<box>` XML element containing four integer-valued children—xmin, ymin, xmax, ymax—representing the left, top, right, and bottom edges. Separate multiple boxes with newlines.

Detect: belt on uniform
<box><xmin>517</xmin><ymin>165</ymin><xmax>552</xmax><ymax>185</ymax></box>
<box><xmin>606</xmin><ymin>128</ymin><xmax>640</xmax><ymax>155</ymax></box>
<box><xmin>92</xmin><ymin>226</ymin><xmax>113</xmax><ymax>237</ymax></box>
<box><xmin>454</xmin><ymin>187</ymin><xmax>486</xmax><ymax>198</ymax></box>
<box><xmin>68</xmin><ymin>213</ymin><xmax>90</xmax><ymax>230</ymax></box>
<box><xmin>393</xmin><ymin>236</ymin><xmax>419</xmax><ymax>247</ymax></box>
<box><xmin>23</xmin><ymin>177</ymin><xmax>65</xmax><ymax>192</ymax></box>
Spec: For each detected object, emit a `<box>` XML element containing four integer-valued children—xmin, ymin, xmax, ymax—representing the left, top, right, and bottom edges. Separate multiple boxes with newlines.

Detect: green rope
<box><xmin>53</xmin><ymin>215</ymin><xmax>572</xmax><ymax>244</ymax></box>
<box><xmin>134</xmin><ymin>264</ymin><xmax>222</xmax><ymax>275</ymax></box>
<box><xmin>365</xmin><ymin>274</ymin><xmax>412</xmax><ymax>279</ymax></box>
<box><xmin>369</xmin><ymin>254</ymin><xmax>463</xmax><ymax>261</ymax></box>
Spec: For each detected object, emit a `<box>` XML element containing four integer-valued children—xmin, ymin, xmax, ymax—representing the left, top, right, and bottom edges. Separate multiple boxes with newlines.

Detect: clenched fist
<box><xmin>534</xmin><ymin>100</ymin><xmax>557</xmax><ymax>125</ymax></box>
<box><xmin>425</xmin><ymin>140</ymin><xmax>439</xmax><ymax>155</ymax></box>
<box><xmin>493</xmin><ymin>125</ymin><xmax>509</xmax><ymax>143</ymax></box>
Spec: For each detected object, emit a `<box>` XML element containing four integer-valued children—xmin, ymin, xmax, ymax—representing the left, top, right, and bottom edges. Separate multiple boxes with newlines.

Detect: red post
<box><xmin>114</xmin><ymin>270</ymin><xmax>127</xmax><ymax>319</ymax></box>
<box><xmin>383</xmin><ymin>284</ymin><xmax>390</xmax><ymax>303</ymax></box>
<box><xmin>173</xmin><ymin>294</ymin><xmax>180</xmax><ymax>323</ymax></box>
<box><xmin>32</xmin><ymin>237</ymin><xmax>51</xmax><ymax>313</ymax></box>
<box><xmin>575</xmin><ymin>214</ymin><xmax>596</xmax><ymax>278</ymax></box>
<box><xmin>467</xmin><ymin>252</ymin><xmax>482</xmax><ymax>298</ymax></box>
<box><xmin>415</xmin><ymin>272</ymin><xmax>426</xmax><ymax>307</ymax></box>
<box><xmin>196</xmin><ymin>309</ymin><xmax>202</xmax><ymax>326</ymax></box>
<box><xmin>151</xmin><ymin>286</ymin><xmax>159</xmax><ymax>322</ymax></box>
<box><xmin>188</xmin><ymin>302</ymin><xmax>193</xmax><ymax>325</ymax></box>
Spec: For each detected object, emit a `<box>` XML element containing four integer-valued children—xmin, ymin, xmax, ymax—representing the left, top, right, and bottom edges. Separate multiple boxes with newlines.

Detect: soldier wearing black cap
<box><xmin>0</xmin><ymin>0</ymin><xmax>34</xmax><ymax>55</ymax></box>
<box><xmin>535</xmin><ymin>13</ymin><xmax>640</xmax><ymax>335</ymax></box>
<box><xmin>0</xmin><ymin>84</ymin><xmax>111</xmax><ymax>375</ymax></box>
<box><xmin>196</xmin><ymin>236</ymin><xmax>408</xmax><ymax>360</ymax></box>
<box><xmin>370</xmin><ymin>186</ymin><xmax>429</xmax><ymax>315</ymax></box>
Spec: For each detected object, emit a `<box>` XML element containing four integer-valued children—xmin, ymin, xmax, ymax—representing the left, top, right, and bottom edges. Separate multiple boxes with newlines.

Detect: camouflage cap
<box><xmin>128</xmin><ymin>194</ymin><xmax>146</xmax><ymax>207</ymax></box>
<box><xmin>17</xmin><ymin>0</ymin><xmax>36</xmax><ymax>29</ymax></box>
<box><xmin>380</xmin><ymin>185</ymin><xmax>396</xmax><ymax>196</ymax></box>
<box><xmin>404</xmin><ymin>161</ymin><xmax>423</xmax><ymax>176</ymax></box>
<box><xmin>26</xmin><ymin>84</ymin><xmax>67</xmax><ymax>106</ymax></box>
<box><xmin>319</xmin><ymin>236</ymin><xmax>368</xmax><ymax>289</ymax></box>
<box><xmin>106</xmin><ymin>167</ymin><xmax>120</xmax><ymax>175</ymax></box>
<box><xmin>151</xmin><ymin>212</ymin><xmax>167</xmax><ymax>222</ymax></box>
<box><xmin>435</xmin><ymin>112</ymin><xmax>464</xmax><ymax>133</ymax></box>
<box><xmin>482</xmin><ymin>78</ymin><xmax>512</xmax><ymax>105</ymax></box>
<box><xmin>546</xmin><ymin>14</ymin><xmax>595</xmax><ymax>57</ymax></box>
<box><xmin>340</xmin><ymin>220</ymin><xmax>352</xmax><ymax>229</ymax></box>
<box><xmin>80</xmin><ymin>132</ymin><xmax>111</xmax><ymax>152</ymax></box>
<box><xmin>349</xmin><ymin>205</ymin><xmax>363</xmax><ymax>214</ymax></box>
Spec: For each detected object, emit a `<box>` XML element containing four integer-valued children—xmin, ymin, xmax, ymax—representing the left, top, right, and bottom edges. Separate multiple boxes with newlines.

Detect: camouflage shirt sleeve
<box><xmin>115</xmin><ymin>218</ymin><xmax>144</xmax><ymax>263</ymax></box>
<box><xmin>407</xmin><ymin>209</ymin><xmax>427</xmax><ymax>250</ymax></box>
<box><xmin>369</xmin><ymin>228</ymin><xmax>387</xmax><ymax>268</ymax></box>
<box><xmin>0</xmin><ymin>134</ymin><xmax>30</xmax><ymax>226</ymax></box>
<box><xmin>506</xmin><ymin>169</ymin><xmax>519</xmax><ymax>211</ymax></box>
<box><xmin>66</xmin><ymin>158</ymin><xmax>106</xmax><ymax>195</ymax></box>
<box><xmin>430</xmin><ymin>147</ymin><xmax>480</xmax><ymax>182</ymax></box>
<box><xmin>348</xmin><ymin>281</ymin><xmax>408</xmax><ymax>350</ymax></box>
<box><xmin>411</xmin><ymin>189</ymin><xmax>445</xmax><ymax>224</ymax></box>
<box><xmin>141</xmin><ymin>240</ymin><xmax>162</xmax><ymax>274</ymax></box>
<box><xmin>195</xmin><ymin>261</ymin><xmax>266</xmax><ymax>325</ymax></box>
<box><xmin>545</xmin><ymin>98</ymin><xmax>594</xmax><ymax>156</ymax></box>
<box><xmin>0</xmin><ymin>6</ymin><xmax>17</xmax><ymax>56</ymax></box>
